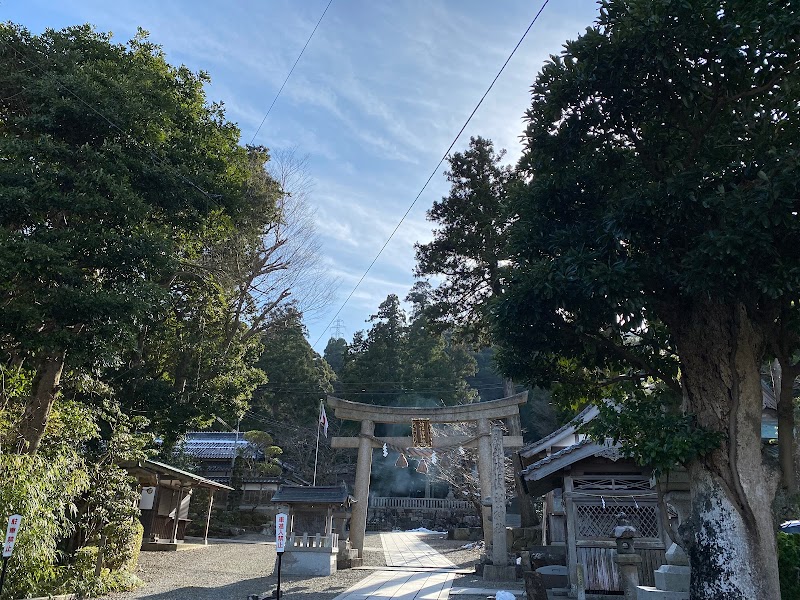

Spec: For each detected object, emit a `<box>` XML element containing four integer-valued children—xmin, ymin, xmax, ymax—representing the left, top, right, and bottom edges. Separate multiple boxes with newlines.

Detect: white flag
<box><xmin>319</xmin><ymin>402</ymin><xmax>329</xmax><ymax>438</ymax></box>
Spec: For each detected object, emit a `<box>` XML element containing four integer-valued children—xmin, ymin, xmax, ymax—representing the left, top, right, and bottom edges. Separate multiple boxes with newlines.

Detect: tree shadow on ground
<box><xmin>129</xmin><ymin>574</ymin><xmax>355</xmax><ymax>600</ymax></box>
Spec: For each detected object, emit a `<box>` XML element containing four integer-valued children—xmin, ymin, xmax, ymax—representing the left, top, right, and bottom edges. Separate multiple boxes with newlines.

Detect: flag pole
<box><xmin>313</xmin><ymin>400</ymin><xmax>322</xmax><ymax>486</ymax></box>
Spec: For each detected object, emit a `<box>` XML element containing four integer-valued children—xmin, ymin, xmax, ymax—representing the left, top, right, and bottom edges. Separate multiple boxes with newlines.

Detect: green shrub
<box><xmin>0</xmin><ymin>392</ymin><xmax>147</xmax><ymax>598</ymax></box>
<box><xmin>103</xmin><ymin>518</ymin><xmax>144</xmax><ymax>572</ymax></box>
<box><xmin>0</xmin><ymin>450</ymin><xmax>90</xmax><ymax>598</ymax></box>
<box><xmin>779</xmin><ymin>532</ymin><xmax>800</xmax><ymax>600</ymax></box>
<box><xmin>73</xmin><ymin>545</ymin><xmax>99</xmax><ymax>573</ymax></box>
<box><xmin>51</xmin><ymin>546</ymin><xmax>142</xmax><ymax>598</ymax></box>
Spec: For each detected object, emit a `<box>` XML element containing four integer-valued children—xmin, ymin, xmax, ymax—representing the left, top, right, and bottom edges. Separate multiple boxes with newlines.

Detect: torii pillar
<box><xmin>351</xmin><ymin>418</ymin><xmax>374</xmax><ymax>557</ymax></box>
<box><xmin>328</xmin><ymin>393</ymin><xmax>527</xmax><ymax>558</ymax></box>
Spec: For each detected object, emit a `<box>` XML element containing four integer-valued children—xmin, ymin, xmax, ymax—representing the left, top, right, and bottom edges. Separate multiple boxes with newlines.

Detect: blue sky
<box><xmin>5</xmin><ymin>0</ymin><xmax>600</xmax><ymax>350</ymax></box>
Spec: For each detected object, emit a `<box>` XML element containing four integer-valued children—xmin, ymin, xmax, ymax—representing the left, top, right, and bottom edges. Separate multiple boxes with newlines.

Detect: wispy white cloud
<box><xmin>10</xmin><ymin>0</ymin><xmax>600</xmax><ymax>348</ymax></box>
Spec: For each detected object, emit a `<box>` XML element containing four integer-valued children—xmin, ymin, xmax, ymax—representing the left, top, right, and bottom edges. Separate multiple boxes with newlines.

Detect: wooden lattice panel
<box><xmin>575</xmin><ymin>503</ymin><xmax>660</xmax><ymax>539</ymax></box>
<box><xmin>573</xmin><ymin>476</ymin><xmax>651</xmax><ymax>491</ymax></box>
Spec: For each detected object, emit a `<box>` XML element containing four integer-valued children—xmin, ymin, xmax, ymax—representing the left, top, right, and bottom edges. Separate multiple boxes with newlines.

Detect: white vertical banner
<box><xmin>275</xmin><ymin>512</ymin><xmax>288</xmax><ymax>553</ymax></box>
<box><xmin>3</xmin><ymin>514</ymin><xmax>22</xmax><ymax>558</ymax></box>
<box><xmin>319</xmin><ymin>402</ymin><xmax>329</xmax><ymax>438</ymax></box>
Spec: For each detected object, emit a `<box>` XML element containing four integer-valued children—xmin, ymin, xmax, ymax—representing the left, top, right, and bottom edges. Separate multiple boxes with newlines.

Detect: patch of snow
<box><xmin>459</xmin><ymin>540</ymin><xmax>484</xmax><ymax>550</ymax></box>
<box><xmin>405</xmin><ymin>527</ymin><xmax>447</xmax><ymax>534</ymax></box>
<box><xmin>496</xmin><ymin>591</ymin><xmax>516</xmax><ymax>600</ymax></box>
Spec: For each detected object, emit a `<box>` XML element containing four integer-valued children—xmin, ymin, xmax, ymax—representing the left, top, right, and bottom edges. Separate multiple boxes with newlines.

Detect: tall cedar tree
<box><xmin>414</xmin><ymin>138</ymin><xmax>539</xmax><ymax>525</ymax></box>
<box><xmin>415</xmin><ymin>136</ymin><xmax>516</xmax><ymax>344</ymax></box>
<box><xmin>494</xmin><ymin>1</ymin><xmax>800</xmax><ymax>597</ymax></box>
<box><xmin>339</xmin><ymin>293</ymin><xmax>476</xmax><ymax>408</ymax></box>
<box><xmin>250</xmin><ymin>307</ymin><xmax>335</xmax><ymax>426</ymax></box>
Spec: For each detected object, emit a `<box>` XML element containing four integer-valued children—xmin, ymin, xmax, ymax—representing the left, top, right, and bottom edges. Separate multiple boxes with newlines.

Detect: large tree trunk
<box><xmin>504</xmin><ymin>378</ymin><xmax>538</xmax><ymax>527</ymax></box>
<box><xmin>508</xmin><ymin>410</ymin><xmax>538</xmax><ymax>527</ymax></box>
<box><xmin>774</xmin><ymin>357</ymin><xmax>799</xmax><ymax>494</ymax></box>
<box><xmin>17</xmin><ymin>350</ymin><xmax>67</xmax><ymax>455</ymax></box>
<box><xmin>667</xmin><ymin>301</ymin><xmax>780</xmax><ymax>600</ymax></box>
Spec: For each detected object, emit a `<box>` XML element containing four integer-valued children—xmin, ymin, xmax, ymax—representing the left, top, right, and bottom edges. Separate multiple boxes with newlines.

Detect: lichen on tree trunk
<box><xmin>667</xmin><ymin>301</ymin><xmax>780</xmax><ymax>599</ymax></box>
<box><xmin>16</xmin><ymin>350</ymin><xmax>67</xmax><ymax>455</ymax></box>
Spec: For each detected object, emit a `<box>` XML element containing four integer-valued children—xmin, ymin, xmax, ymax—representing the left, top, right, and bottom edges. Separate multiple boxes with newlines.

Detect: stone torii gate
<box><xmin>328</xmin><ymin>392</ymin><xmax>527</xmax><ymax>569</ymax></box>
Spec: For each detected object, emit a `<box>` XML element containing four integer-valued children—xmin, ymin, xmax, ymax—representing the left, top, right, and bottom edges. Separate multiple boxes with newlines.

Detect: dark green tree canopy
<box><xmin>338</xmin><ymin>292</ymin><xmax>476</xmax><ymax>407</ymax></box>
<box><xmin>493</xmin><ymin>1</ymin><xmax>800</xmax><ymax>596</ymax></box>
<box><xmin>249</xmin><ymin>307</ymin><xmax>335</xmax><ymax>426</ymax></box>
<box><xmin>0</xmin><ymin>24</ymin><xmax>278</xmax><ymax>452</ymax></box>
<box><xmin>496</xmin><ymin>0</ymin><xmax>800</xmax><ymax>392</ymax></box>
<box><xmin>0</xmin><ymin>24</ymin><xmax>253</xmax><ymax>362</ymax></box>
<box><xmin>323</xmin><ymin>337</ymin><xmax>348</xmax><ymax>376</ymax></box>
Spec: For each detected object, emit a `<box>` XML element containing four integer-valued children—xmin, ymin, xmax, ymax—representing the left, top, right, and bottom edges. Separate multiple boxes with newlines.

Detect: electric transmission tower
<box><xmin>331</xmin><ymin>318</ymin><xmax>346</xmax><ymax>339</ymax></box>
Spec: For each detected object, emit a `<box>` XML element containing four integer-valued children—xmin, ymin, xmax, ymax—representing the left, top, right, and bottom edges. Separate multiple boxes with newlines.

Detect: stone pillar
<box><xmin>351</xmin><ymin>419</ymin><xmax>374</xmax><ymax>557</ymax></box>
<box><xmin>508</xmin><ymin>413</ymin><xmax>536</xmax><ymax>528</ymax></box>
<box><xmin>476</xmin><ymin>418</ymin><xmax>492</xmax><ymax>548</ymax></box>
<box><xmin>616</xmin><ymin>554</ymin><xmax>641</xmax><ymax>600</ymax></box>
<box><xmin>490</xmin><ymin>426</ymin><xmax>507</xmax><ymax>565</ymax></box>
<box><xmin>483</xmin><ymin>426</ymin><xmax>516</xmax><ymax>581</ymax></box>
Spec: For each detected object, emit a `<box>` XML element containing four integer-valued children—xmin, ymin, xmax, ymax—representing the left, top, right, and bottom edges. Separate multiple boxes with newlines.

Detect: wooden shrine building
<box><xmin>123</xmin><ymin>458</ymin><xmax>232</xmax><ymax>548</ymax></box>
<box><xmin>517</xmin><ymin>406</ymin><xmax>668</xmax><ymax>595</ymax></box>
<box><xmin>271</xmin><ymin>484</ymin><xmax>356</xmax><ymax>574</ymax></box>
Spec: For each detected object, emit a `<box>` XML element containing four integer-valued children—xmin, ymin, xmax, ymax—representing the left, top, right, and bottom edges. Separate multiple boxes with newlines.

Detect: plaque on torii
<box><xmin>411</xmin><ymin>419</ymin><xmax>433</xmax><ymax>447</ymax></box>
<box><xmin>327</xmin><ymin>392</ymin><xmax>527</xmax><ymax>560</ymax></box>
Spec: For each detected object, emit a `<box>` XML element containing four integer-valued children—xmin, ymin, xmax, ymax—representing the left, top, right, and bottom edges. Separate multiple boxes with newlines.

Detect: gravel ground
<box><xmin>108</xmin><ymin>532</ymin><xmax>501</xmax><ymax>600</ymax></box>
<box><xmin>110</xmin><ymin>533</ymin><xmax>385</xmax><ymax>600</ymax></box>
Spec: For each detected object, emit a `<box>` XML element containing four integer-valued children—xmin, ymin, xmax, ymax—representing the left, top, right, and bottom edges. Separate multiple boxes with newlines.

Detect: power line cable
<box><xmin>249</xmin><ymin>0</ymin><xmax>335</xmax><ymax>144</ymax></box>
<box><xmin>312</xmin><ymin>0</ymin><xmax>551</xmax><ymax>350</ymax></box>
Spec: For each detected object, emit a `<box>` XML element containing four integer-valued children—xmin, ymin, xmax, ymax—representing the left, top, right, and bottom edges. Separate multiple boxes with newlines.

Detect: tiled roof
<box><xmin>181</xmin><ymin>432</ymin><xmax>258</xmax><ymax>460</ymax></box>
<box><xmin>519</xmin><ymin>405</ymin><xmax>599</xmax><ymax>459</ymax></box>
<box><xmin>271</xmin><ymin>484</ymin><xmax>352</xmax><ymax>505</ymax></box>
<box><xmin>520</xmin><ymin>438</ymin><xmax>596</xmax><ymax>478</ymax></box>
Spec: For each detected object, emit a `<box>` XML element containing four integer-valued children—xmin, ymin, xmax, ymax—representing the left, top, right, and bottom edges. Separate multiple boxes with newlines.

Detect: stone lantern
<box><xmin>612</xmin><ymin>512</ymin><xmax>639</xmax><ymax>554</ymax></box>
<box><xmin>612</xmin><ymin>513</ymin><xmax>641</xmax><ymax>600</ymax></box>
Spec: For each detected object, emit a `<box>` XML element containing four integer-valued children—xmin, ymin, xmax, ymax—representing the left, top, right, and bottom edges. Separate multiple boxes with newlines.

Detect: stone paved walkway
<box><xmin>333</xmin><ymin>533</ymin><xmax>457</xmax><ymax>600</ymax></box>
<box><xmin>380</xmin><ymin>533</ymin><xmax>456</xmax><ymax>569</ymax></box>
